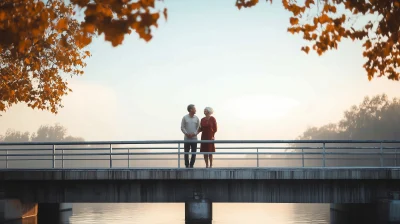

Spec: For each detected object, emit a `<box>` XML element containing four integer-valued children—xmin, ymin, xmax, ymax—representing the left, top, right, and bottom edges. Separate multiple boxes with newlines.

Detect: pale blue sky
<box><xmin>1</xmin><ymin>0</ymin><xmax>399</xmax><ymax>140</ymax></box>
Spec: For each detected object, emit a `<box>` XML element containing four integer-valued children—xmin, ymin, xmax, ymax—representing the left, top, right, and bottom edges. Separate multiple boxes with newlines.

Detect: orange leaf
<box><xmin>319</xmin><ymin>14</ymin><xmax>330</xmax><ymax>24</ymax></box>
<box><xmin>312</xmin><ymin>33</ymin><xmax>317</xmax><ymax>40</ymax></box>
<box><xmin>32</xmin><ymin>29</ymin><xmax>41</xmax><ymax>37</ymax></box>
<box><xmin>111</xmin><ymin>34</ymin><xmax>124</xmax><ymax>47</ymax></box>
<box><xmin>301</xmin><ymin>46</ymin><xmax>310</xmax><ymax>54</ymax></box>
<box><xmin>363</xmin><ymin>40</ymin><xmax>372</xmax><ymax>49</ymax></box>
<box><xmin>330</xmin><ymin>5</ymin><xmax>337</xmax><ymax>13</ymax></box>
<box><xmin>56</xmin><ymin>18</ymin><xmax>68</xmax><ymax>30</ymax></box>
<box><xmin>0</xmin><ymin>11</ymin><xmax>6</xmax><ymax>20</ymax></box>
<box><xmin>290</xmin><ymin>17</ymin><xmax>299</xmax><ymax>25</ymax></box>
<box><xmin>83</xmin><ymin>23</ymin><xmax>96</xmax><ymax>33</ymax></box>
<box><xmin>305</xmin><ymin>0</ymin><xmax>314</xmax><ymax>8</ymax></box>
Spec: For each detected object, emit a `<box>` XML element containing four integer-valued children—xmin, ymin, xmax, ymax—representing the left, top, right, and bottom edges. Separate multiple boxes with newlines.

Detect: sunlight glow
<box><xmin>221</xmin><ymin>95</ymin><xmax>300</xmax><ymax>121</ymax></box>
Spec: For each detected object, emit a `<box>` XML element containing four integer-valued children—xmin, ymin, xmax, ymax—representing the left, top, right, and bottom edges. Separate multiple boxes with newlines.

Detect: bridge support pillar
<box><xmin>185</xmin><ymin>192</ymin><xmax>212</xmax><ymax>224</ymax></box>
<box><xmin>60</xmin><ymin>203</ymin><xmax>73</xmax><ymax>211</ymax></box>
<box><xmin>331</xmin><ymin>200</ymin><xmax>400</xmax><ymax>223</ymax></box>
<box><xmin>377</xmin><ymin>192</ymin><xmax>400</xmax><ymax>223</ymax></box>
<box><xmin>330</xmin><ymin>203</ymin><xmax>378</xmax><ymax>224</ymax></box>
<box><xmin>0</xmin><ymin>199</ymin><xmax>38</xmax><ymax>222</ymax></box>
<box><xmin>37</xmin><ymin>203</ymin><xmax>72</xmax><ymax>224</ymax></box>
<box><xmin>38</xmin><ymin>203</ymin><xmax>60</xmax><ymax>224</ymax></box>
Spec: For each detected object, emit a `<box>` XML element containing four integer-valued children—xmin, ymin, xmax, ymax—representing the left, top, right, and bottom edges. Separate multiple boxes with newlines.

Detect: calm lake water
<box><xmin>30</xmin><ymin>203</ymin><xmax>330</xmax><ymax>224</ymax></box>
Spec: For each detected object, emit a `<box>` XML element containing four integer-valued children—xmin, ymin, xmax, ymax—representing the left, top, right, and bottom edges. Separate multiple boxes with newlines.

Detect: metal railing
<box><xmin>1</xmin><ymin>140</ymin><xmax>400</xmax><ymax>169</ymax></box>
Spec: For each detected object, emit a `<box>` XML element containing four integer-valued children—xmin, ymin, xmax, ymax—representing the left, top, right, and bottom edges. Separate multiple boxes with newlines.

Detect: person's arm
<box><xmin>196</xmin><ymin>118</ymin><xmax>202</xmax><ymax>134</ymax></box>
<box><xmin>181</xmin><ymin>117</ymin><xmax>188</xmax><ymax>135</ymax></box>
<box><xmin>213</xmin><ymin>117</ymin><xmax>218</xmax><ymax>135</ymax></box>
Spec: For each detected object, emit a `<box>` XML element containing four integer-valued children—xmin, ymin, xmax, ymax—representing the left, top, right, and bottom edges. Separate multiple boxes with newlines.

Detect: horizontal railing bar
<box><xmin>2</xmin><ymin>152</ymin><xmax>400</xmax><ymax>157</ymax></box>
<box><xmin>1</xmin><ymin>140</ymin><xmax>400</xmax><ymax>146</ymax></box>
<box><xmin>2</xmin><ymin>147</ymin><xmax>400</xmax><ymax>152</ymax></box>
<box><xmin>0</xmin><ymin>157</ymin><xmax>392</xmax><ymax>161</ymax></box>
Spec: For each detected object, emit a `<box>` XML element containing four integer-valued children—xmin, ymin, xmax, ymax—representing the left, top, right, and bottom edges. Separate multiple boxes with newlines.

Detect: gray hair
<box><xmin>187</xmin><ymin>104</ymin><xmax>195</xmax><ymax>112</ymax></box>
<box><xmin>204</xmin><ymin>107</ymin><xmax>214</xmax><ymax>115</ymax></box>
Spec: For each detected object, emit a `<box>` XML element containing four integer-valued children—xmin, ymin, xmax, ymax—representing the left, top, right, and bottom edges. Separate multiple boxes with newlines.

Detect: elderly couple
<box><xmin>180</xmin><ymin>104</ymin><xmax>218</xmax><ymax>168</ymax></box>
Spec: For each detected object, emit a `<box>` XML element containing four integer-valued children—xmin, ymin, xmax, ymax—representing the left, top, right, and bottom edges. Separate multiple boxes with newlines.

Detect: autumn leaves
<box><xmin>0</xmin><ymin>0</ymin><xmax>89</xmax><ymax>113</ymax></box>
<box><xmin>0</xmin><ymin>0</ymin><xmax>166</xmax><ymax>114</ymax></box>
<box><xmin>1</xmin><ymin>0</ymin><xmax>399</xmax><ymax>115</ymax></box>
<box><xmin>283</xmin><ymin>0</ymin><xmax>399</xmax><ymax>81</ymax></box>
<box><xmin>77</xmin><ymin>0</ymin><xmax>166</xmax><ymax>46</ymax></box>
<box><xmin>237</xmin><ymin>0</ymin><xmax>399</xmax><ymax>81</ymax></box>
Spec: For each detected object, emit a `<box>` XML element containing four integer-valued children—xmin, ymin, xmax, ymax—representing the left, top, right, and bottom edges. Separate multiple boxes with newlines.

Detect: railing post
<box><xmin>5</xmin><ymin>148</ymin><xmax>8</xmax><ymax>169</ymax></box>
<box><xmin>396</xmin><ymin>149</ymin><xmax>398</xmax><ymax>167</ymax></box>
<box><xmin>256</xmin><ymin>148</ymin><xmax>259</xmax><ymax>168</ymax></box>
<box><xmin>323</xmin><ymin>143</ymin><xmax>326</xmax><ymax>167</ymax></box>
<box><xmin>110</xmin><ymin>144</ymin><xmax>113</xmax><ymax>168</ymax></box>
<box><xmin>128</xmin><ymin>148</ymin><xmax>130</xmax><ymax>168</ymax></box>
<box><xmin>178</xmin><ymin>143</ymin><xmax>181</xmax><ymax>168</ymax></box>
<box><xmin>380</xmin><ymin>142</ymin><xmax>383</xmax><ymax>167</ymax></box>
<box><xmin>302</xmin><ymin>148</ymin><xmax>304</xmax><ymax>167</ymax></box>
<box><xmin>62</xmin><ymin>148</ymin><xmax>64</xmax><ymax>169</ymax></box>
<box><xmin>52</xmin><ymin>145</ymin><xmax>56</xmax><ymax>168</ymax></box>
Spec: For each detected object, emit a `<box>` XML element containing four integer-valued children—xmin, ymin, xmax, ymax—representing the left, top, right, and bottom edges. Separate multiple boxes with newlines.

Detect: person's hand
<box><xmin>186</xmin><ymin>133</ymin><xmax>193</xmax><ymax>138</ymax></box>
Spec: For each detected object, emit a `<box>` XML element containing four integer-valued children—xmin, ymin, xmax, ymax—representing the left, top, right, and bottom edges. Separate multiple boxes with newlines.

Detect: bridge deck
<box><xmin>1</xmin><ymin>168</ymin><xmax>400</xmax><ymax>180</ymax></box>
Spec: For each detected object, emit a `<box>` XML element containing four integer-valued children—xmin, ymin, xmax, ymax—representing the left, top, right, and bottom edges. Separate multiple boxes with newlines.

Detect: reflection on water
<box><xmin>10</xmin><ymin>203</ymin><xmax>330</xmax><ymax>224</ymax></box>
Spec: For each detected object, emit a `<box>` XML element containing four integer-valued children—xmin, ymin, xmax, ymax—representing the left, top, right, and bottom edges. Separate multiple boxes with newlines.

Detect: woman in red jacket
<box><xmin>198</xmin><ymin>107</ymin><xmax>218</xmax><ymax>168</ymax></box>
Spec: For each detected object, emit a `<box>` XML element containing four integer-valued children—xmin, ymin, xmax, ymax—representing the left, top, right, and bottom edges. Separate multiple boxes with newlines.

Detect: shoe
<box><xmin>189</xmin><ymin>165</ymin><xmax>194</xmax><ymax>168</ymax></box>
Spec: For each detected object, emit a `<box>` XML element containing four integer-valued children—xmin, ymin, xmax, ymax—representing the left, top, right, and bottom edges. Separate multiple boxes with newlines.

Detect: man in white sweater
<box><xmin>181</xmin><ymin>104</ymin><xmax>200</xmax><ymax>168</ymax></box>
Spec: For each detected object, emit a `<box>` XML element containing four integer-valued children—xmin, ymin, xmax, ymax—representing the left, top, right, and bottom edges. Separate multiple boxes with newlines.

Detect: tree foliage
<box><xmin>237</xmin><ymin>0</ymin><xmax>400</xmax><ymax>81</ymax></box>
<box><xmin>291</xmin><ymin>94</ymin><xmax>400</xmax><ymax>166</ymax></box>
<box><xmin>0</xmin><ymin>0</ymin><xmax>163</xmax><ymax>114</ymax></box>
<box><xmin>1</xmin><ymin>0</ymin><xmax>399</xmax><ymax>114</ymax></box>
<box><xmin>0</xmin><ymin>0</ymin><xmax>91</xmax><ymax>113</ymax></box>
<box><xmin>297</xmin><ymin>94</ymin><xmax>400</xmax><ymax>141</ymax></box>
<box><xmin>0</xmin><ymin>123</ymin><xmax>84</xmax><ymax>142</ymax></box>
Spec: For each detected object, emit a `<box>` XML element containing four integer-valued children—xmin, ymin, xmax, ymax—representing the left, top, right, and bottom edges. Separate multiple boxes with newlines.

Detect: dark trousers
<box><xmin>184</xmin><ymin>142</ymin><xmax>197</xmax><ymax>167</ymax></box>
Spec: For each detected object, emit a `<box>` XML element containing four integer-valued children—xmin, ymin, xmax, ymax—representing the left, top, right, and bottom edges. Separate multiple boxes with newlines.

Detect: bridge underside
<box><xmin>2</xmin><ymin>168</ymin><xmax>400</xmax><ymax>203</ymax></box>
<box><xmin>3</xmin><ymin>180</ymin><xmax>400</xmax><ymax>203</ymax></box>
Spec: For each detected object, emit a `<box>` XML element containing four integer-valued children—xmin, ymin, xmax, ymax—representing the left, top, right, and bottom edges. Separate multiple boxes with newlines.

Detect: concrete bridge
<box><xmin>1</xmin><ymin>168</ymin><xmax>400</xmax><ymax>203</ymax></box>
<box><xmin>1</xmin><ymin>140</ymin><xmax>400</xmax><ymax>223</ymax></box>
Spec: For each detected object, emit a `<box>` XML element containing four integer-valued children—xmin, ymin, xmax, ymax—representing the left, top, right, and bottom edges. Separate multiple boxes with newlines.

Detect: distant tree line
<box><xmin>0</xmin><ymin>123</ymin><xmax>84</xmax><ymax>142</ymax></box>
<box><xmin>290</xmin><ymin>94</ymin><xmax>400</xmax><ymax>167</ymax></box>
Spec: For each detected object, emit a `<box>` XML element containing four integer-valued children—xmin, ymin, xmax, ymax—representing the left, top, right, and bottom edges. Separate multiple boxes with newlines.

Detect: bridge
<box><xmin>1</xmin><ymin>140</ymin><xmax>400</xmax><ymax>223</ymax></box>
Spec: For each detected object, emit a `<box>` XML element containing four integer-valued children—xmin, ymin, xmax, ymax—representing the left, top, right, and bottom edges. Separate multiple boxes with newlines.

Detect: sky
<box><xmin>1</xmin><ymin>0</ymin><xmax>399</xmax><ymax>141</ymax></box>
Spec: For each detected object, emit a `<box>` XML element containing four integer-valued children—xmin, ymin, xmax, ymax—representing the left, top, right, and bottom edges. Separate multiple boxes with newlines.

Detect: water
<box><xmin>39</xmin><ymin>203</ymin><xmax>329</xmax><ymax>224</ymax></box>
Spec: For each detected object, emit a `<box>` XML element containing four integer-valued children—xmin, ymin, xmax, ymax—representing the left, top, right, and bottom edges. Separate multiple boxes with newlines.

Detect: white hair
<box><xmin>204</xmin><ymin>107</ymin><xmax>214</xmax><ymax>115</ymax></box>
